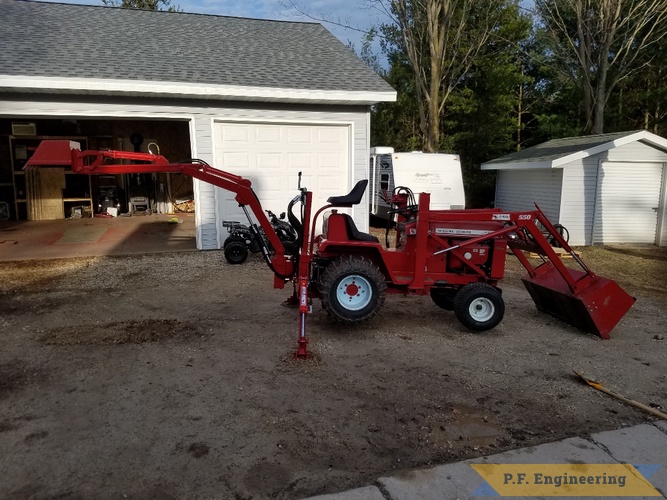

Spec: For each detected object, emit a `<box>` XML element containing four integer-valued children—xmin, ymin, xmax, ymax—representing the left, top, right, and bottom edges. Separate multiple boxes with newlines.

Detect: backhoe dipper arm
<box><xmin>25</xmin><ymin>143</ymin><xmax>294</xmax><ymax>281</ymax></box>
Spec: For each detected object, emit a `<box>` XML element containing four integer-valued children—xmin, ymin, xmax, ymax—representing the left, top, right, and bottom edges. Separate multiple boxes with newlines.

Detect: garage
<box><xmin>482</xmin><ymin>130</ymin><xmax>667</xmax><ymax>246</ymax></box>
<box><xmin>0</xmin><ymin>1</ymin><xmax>396</xmax><ymax>251</ymax></box>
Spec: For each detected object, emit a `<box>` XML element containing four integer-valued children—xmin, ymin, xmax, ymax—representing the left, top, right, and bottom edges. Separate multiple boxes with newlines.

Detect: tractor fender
<box><xmin>315</xmin><ymin>244</ymin><xmax>397</xmax><ymax>284</ymax></box>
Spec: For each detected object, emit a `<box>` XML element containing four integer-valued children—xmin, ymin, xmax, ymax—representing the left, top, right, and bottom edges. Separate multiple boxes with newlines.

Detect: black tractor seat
<box><xmin>341</xmin><ymin>213</ymin><xmax>379</xmax><ymax>243</ymax></box>
<box><xmin>327</xmin><ymin>179</ymin><xmax>368</xmax><ymax>207</ymax></box>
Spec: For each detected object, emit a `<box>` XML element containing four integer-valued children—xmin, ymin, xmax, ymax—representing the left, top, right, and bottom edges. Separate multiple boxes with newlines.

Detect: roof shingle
<box><xmin>483</xmin><ymin>131</ymin><xmax>639</xmax><ymax>166</ymax></box>
<box><xmin>0</xmin><ymin>0</ymin><xmax>394</xmax><ymax>95</ymax></box>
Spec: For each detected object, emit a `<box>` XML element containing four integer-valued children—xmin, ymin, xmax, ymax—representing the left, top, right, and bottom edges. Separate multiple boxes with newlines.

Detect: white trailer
<box><xmin>369</xmin><ymin>147</ymin><xmax>466</xmax><ymax>220</ymax></box>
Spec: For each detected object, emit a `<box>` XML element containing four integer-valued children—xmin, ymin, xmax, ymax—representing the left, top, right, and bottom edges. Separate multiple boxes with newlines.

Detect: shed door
<box><xmin>213</xmin><ymin>122</ymin><xmax>350</xmax><ymax>242</ymax></box>
<box><xmin>593</xmin><ymin>162</ymin><xmax>664</xmax><ymax>244</ymax></box>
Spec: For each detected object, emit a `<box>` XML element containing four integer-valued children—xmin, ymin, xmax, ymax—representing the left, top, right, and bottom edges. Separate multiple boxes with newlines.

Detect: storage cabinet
<box><xmin>8</xmin><ymin>136</ymin><xmax>92</xmax><ymax>220</ymax></box>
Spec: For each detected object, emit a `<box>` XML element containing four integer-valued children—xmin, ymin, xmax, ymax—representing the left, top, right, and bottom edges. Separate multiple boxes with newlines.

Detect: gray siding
<box><xmin>495</xmin><ymin>169</ymin><xmax>562</xmax><ymax>221</ymax></box>
<box><xmin>559</xmin><ymin>158</ymin><xmax>599</xmax><ymax>246</ymax></box>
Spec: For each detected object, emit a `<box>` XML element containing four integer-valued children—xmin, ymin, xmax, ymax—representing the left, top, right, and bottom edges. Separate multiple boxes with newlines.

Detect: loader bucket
<box><xmin>521</xmin><ymin>263</ymin><xmax>636</xmax><ymax>339</ymax></box>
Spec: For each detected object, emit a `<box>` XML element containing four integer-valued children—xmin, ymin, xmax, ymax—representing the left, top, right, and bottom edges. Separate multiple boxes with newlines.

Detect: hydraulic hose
<box><xmin>241</xmin><ymin>205</ymin><xmax>294</xmax><ymax>281</ymax></box>
<box><xmin>287</xmin><ymin>193</ymin><xmax>305</xmax><ymax>274</ymax></box>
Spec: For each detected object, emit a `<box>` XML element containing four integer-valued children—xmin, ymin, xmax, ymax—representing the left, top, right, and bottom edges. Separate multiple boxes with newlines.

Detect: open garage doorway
<box><xmin>0</xmin><ymin>117</ymin><xmax>196</xmax><ymax>257</ymax></box>
<box><xmin>0</xmin><ymin>118</ymin><xmax>193</xmax><ymax>221</ymax></box>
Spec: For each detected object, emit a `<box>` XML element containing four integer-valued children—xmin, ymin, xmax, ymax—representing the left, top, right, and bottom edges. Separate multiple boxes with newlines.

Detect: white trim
<box><xmin>348</xmin><ymin>120</ymin><xmax>356</xmax><ymax>223</ymax></box>
<box><xmin>210</xmin><ymin>116</ymin><xmax>357</xmax><ymax>127</ymax></box>
<box><xmin>590</xmin><ymin>158</ymin><xmax>603</xmax><ymax>244</ymax></box>
<box><xmin>0</xmin><ymin>75</ymin><xmax>396</xmax><ymax>105</ymax></box>
<box><xmin>188</xmin><ymin>118</ymin><xmax>204</xmax><ymax>250</ymax></box>
<box><xmin>0</xmin><ymin>101</ymin><xmax>198</xmax><ymax>121</ymax></box>
<box><xmin>656</xmin><ymin>162</ymin><xmax>667</xmax><ymax>246</ymax></box>
<box><xmin>481</xmin><ymin>161</ymin><xmax>555</xmax><ymax>170</ymax></box>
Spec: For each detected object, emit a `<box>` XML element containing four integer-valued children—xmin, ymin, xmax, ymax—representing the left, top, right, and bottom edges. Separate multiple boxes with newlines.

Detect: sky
<box><xmin>38</xmin><ymin>0</ymin><xmax>386</xmax><ymax>58</ymax></box>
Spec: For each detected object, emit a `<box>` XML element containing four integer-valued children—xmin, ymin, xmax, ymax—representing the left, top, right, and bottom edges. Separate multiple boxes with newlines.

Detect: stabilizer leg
<box><xmin>293</xmin><ymin>276</ymin><xmax>311</xmax><ymax>359</ymax></box>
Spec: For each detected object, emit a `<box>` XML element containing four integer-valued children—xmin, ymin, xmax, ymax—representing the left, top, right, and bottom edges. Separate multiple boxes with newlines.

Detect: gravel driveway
<box><xmin>0</xmin><ymin>250</ymin><xmax>665</xmax><ymax>499</ymax></box>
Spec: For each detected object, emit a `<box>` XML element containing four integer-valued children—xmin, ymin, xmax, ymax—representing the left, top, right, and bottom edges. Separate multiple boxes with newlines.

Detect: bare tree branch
<box><xmin>537</xmin><ymin>0</ymin><xmax>667</xmax><ymax>134</ymax></box>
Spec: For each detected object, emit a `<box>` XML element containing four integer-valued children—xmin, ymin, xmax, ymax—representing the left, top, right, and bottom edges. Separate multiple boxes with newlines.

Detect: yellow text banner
<box><xmin>471</xmin><ymin>464</ymin><xmax>661</xmax><ymax>497</ymax></box>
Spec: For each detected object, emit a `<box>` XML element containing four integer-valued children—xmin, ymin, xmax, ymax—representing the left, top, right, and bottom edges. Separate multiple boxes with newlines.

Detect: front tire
<box><xmin>224</xmin><ymin>240</ymin><xmax>248</xmax><ymax>265</ymax></box>
<box><xmin>453</xmin><ymin>284</ymin><xmax>504</xmax><ymax>331</ymax></box>
<box><xmin>319</xmin><ymin>256</ymin><xmax>387</xmax><ymax>323</ymax></box>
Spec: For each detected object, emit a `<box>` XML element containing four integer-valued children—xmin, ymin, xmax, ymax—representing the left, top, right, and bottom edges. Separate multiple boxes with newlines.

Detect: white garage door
<box><xmin>213</xmin><ymin>122</ymin><xmax>350</xmax><ymax>241</ymax></box>
<box><xmin>593</xmin><ymin>162</ymin><xmax>664</xmax><ymax>244</ymax></box>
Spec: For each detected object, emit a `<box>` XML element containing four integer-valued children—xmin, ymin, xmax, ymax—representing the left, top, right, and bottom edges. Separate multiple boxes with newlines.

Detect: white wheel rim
<box><xmin>468</xmin><ymin>297</ymin><xmax>495</xmax><ymax>322</ymax></box>
<box><xmin>337</xmin><ymin>274</ymin><xmax>372</xmax><ymax>311</ymax></box>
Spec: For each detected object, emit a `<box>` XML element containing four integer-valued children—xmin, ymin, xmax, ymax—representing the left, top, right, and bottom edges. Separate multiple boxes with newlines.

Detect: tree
<box><xmin>443</xmin><ymin>3</ymin><xmax>531</xmax><ymax>205</ymax></box>
<box><xmin>515</xmin><ymin>31</ymin><xmax>583</xmax><ymax>146</ymax></box>
<box><xmin>608</xmin><ymin>35</ymin><xmax>667</xmax><ymax>135</ymax></box>
<box><xmin>535</xmin><ymin>0</ymin><xmax>667</xmax><ymax>134</ymax></box>
<box><xmin>378</xmin><ymin>0</ymin><xmax>517</xmax><ymax>152</ymax></box>
<box><xmin>100</xmin><ymin>0</ymin><xmax>179</xmax><ymax>11</ymax></box>
<box><xmin>371</xmin><ymin>53</ymin><xmax>422</xmax><ymax>151</ymax></box>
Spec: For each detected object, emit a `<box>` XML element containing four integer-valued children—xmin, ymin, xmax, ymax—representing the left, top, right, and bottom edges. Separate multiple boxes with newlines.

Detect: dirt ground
<box><xmin>0</xmin><ymin>245</ymin><xmax>666</xmax><ymax>499</ymax></box>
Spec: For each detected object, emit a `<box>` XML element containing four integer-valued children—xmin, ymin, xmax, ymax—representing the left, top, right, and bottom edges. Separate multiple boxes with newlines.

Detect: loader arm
<box><xmin>392</xmin><ymin>193</ymin><xmax>635</xmax><ymax>339</ymax></box>
<box><xmin>25</xmin><ymin>141</ymin><xmax>295</xmax><ymax>282</ymax></box>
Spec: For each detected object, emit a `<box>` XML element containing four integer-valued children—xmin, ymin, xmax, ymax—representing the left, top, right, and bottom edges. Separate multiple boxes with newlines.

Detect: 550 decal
<box><xmin>491</xmin><ymin>213</ymin><xmax>532</xmax><ymax>221</ymax></box>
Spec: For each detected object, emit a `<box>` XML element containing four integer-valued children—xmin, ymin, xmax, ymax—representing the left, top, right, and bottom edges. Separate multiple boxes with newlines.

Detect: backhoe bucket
<box><xmin>522</xmin><ymin>264</ymin><xmax>636</xmax><ymax>339</ymax></box>
<box><xmin>24</xmin><ymin>140</ymin><xmax>79</xmax><ymax>168</ymax></box>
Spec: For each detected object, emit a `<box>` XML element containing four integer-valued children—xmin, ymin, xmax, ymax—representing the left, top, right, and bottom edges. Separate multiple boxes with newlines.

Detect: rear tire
<box><xmin>224</xmin><ymin>240</ymin><xmax>248</xmax><ymax>265</ymax></box>
<box><xmin>430</xmin><ymin>287</ymin><xmax>457</xmax><ymax>311</ymax></box>
<box><xmin>453</xmin><ymin>284</ymin><xmax>504</xmax><ymax>331</ymax></box>
<box><xmin>319</xmin><ymin>256</ymin><xmax>386</xmax><ymax>323</ymax></box>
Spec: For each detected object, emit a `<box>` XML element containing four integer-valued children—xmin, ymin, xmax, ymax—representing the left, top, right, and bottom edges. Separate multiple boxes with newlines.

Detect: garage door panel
<box><xmin>256</xmin><ymin>153</ymin><xmax>282</xmax><ymax>169</ymax></box>
<box><xmin>256</xmin><ymin>127</ymin><xmax>281</xmax><ymax>143</ymax></box>
<box><xmin>220</xmin><ymin>152</ymin><xmax>252</xmax><ymax>170</ymax></box>
<box><xmin>319</xmin><ymin>152</ymin><xmax>345</xmax><ymax>170</ymax></box>
<box><xmin>286</xmin><ymin>127</ymin><xmax>313</xmax><ymax>143</ymax></box>
<box><xmin>214</xmin><ymin>122</ymin><xmax>350</xmax><ymax>243</ymax></box>
<box><xmin>317</xmin><ymin>174</ymin><xmax>345</xmax><ymax>190</ymax></box>
<box><xmin>221</xmin><ymin>125</ymin><xmax>250</xmax><ymax>142</ymax></box>
<box><xmin>318</xmin><ymin>128</ymin><xmax>344</xmax><ymax>143</ymax></box>
<box><xmin>287</xmin><ymin>153</ymin><xmax>314</xmax><ymax>170</ymax></box>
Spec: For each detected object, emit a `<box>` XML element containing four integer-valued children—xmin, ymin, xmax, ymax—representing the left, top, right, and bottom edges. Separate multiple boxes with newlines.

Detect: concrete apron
<box><xmin>0</xmin><ymin>213</ymin><xmax>196</xmax><ymax>262</ymax></box>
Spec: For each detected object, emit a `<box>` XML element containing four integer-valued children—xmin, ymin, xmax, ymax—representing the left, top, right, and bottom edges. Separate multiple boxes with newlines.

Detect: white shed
<box><xmin>481</xmin><ymin>131</ymin><xmax>667</xmax><ymax>246</ymax></box>
<box><xmin>0</xmin><ymin>1</ymin><xmax>396</xmax><ymax>249</ymax></box>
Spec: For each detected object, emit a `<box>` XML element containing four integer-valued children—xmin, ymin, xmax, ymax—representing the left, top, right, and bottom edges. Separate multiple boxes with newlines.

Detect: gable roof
<box><xmin>481</xmin><ymin>130</ymin><xmax>667</xmax><ymax>170</ymax></box>
<box><xmin>0</xmin><ymin>0</ymin><xmax>396</xmax><ymax>105</ymax></box>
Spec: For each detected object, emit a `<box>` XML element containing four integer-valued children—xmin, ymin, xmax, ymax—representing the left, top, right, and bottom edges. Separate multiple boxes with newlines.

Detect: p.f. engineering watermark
<box><xmin>470</xmin><ymin>464</ymin><xmax>661</xmax><ymax>496</ymax></box>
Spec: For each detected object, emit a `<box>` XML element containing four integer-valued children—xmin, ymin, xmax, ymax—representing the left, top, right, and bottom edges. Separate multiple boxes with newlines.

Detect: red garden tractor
<box><xmin>26</xmin><ymin>140</ymin><xmax>636</xmax><ymax>359</ymax></box>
